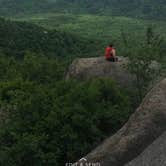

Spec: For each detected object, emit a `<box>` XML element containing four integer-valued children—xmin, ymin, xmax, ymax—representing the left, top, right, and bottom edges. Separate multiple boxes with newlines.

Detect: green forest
<box><xmin>0</xmin><ymin>19</ymin><xmax>133</xmax><ymax>166</ymax></box>
<box><xmin>0</xmin><ymin>0</ymin><xmax>165</xmax><ymax>166</ymax></box>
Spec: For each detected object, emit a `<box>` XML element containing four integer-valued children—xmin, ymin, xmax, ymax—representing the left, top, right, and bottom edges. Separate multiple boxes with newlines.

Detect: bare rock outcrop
<box><xmin>75</xmin><ymin>78</ymin><xmax>166</xmax><ymax>166</ymax></box>
<box><xmin>125</xmin><ymin>131</ymin><xmax>166</xmax><ymax>166</ymax></box>
<box><xmin>66</xmin><ymin>57</ymin><xmax>134</xmax><ymax>88</ymax></box>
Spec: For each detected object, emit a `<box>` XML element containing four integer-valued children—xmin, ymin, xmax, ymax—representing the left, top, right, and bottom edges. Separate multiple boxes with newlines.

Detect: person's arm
<box><xmin>112</xmin><ymin>49</ymin><xmax>116</xmax><ymax>57</ymax></box>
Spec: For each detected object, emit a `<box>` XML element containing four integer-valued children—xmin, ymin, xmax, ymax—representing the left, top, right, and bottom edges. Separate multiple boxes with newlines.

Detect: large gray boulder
<box><xmin>75</xmin><ymin>78</ymin><xmax>166</xmax><ymax>166</ymax></box>
<box><xmin>66</xmin><ymin>57</ymin><xmax>134</xmax><ymax>88</ymax></box>
<box><xmin>125</xmin><ymin>131</ymin><xmax>166</xmax><ymax>166</ymax></box>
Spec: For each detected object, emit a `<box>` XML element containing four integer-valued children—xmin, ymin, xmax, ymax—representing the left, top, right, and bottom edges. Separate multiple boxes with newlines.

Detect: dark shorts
<box><xmin>106</xmin><ymin>57</ymin><xmax>118</xmax><ymax>62</ymax></box>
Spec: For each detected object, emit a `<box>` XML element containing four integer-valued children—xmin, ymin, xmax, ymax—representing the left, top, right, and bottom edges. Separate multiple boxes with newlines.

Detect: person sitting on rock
<box><xmin>105</xmin><ymin>44</ymin><xmax>118</xmax><ymax>62</ymax></box>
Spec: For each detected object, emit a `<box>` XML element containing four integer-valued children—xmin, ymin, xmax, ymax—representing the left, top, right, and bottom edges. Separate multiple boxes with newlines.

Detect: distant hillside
<box><xmin>0</xmin><ymin>0</ymin><xmax>166</xmax><ymax>20</ymax></box>
<box><xmin>0</xmin><ymin>18</ymin><xmax>94</xmax><ymax>57</ymax></box>
<box><xmin>56</xmin><ymin>0</ymin><xmax>166</xmax><ymax>19</ymax></box>
<box><xmin>16</xmin><ymin>13</ymin><xmax>166</xmax><ymax>57</ymax></box>
<box><xmin>0</xmin><ymin>0</ymin><xmax>54</xmax><ymax>15</ymax></box>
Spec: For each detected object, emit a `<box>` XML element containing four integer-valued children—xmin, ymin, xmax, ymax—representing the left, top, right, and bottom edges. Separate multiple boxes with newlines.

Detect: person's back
<box><xmin>105</xmin><ymin>46</ymin><xmax>113</xmax><ymax>59</ymax></box>
<box><xmin>104</xmin><ymin>44</ymin><xmax>117</xmax><ymax>62</ymax></box>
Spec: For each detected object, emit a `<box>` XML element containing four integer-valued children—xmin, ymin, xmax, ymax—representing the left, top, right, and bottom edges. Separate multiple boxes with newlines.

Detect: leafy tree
<box><xmin>124</xmin><ymin>27</ymin><xmax>163</xmax><ymax>102</ymax></box>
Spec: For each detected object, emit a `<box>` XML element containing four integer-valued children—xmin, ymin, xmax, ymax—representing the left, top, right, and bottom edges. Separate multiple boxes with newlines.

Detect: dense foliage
<box><xmin>0</xmin><ymin>52</ymin><xmax>132</xmax><ymax>166</ymax></box>
<box><xmin>0</xmin><ymin>16</ymin><xmax>134</xmax><ymax>166</ymax></box>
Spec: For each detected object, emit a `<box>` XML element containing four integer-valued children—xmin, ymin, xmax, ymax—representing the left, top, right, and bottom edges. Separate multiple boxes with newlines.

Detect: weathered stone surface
<box><xmin>66</xmin><ymin>57</ymin><xmax>134</xmax><ymax>88</ymax></box>
<box><xmin>125</xmin><ymin>131</ymin><xmax>166</xmax><ymax>166</ymax></box>
<box><xmin>75</xmin><ymin>78</ymin><xmax>166</xmax><ymax>166</ymax></box>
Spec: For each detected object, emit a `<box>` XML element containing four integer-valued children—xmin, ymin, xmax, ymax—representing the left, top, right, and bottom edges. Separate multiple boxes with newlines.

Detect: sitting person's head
<box><xmin>109</xmin><ymin>44</ymin><xmax>113</xmax><ymax>48</ymax></box>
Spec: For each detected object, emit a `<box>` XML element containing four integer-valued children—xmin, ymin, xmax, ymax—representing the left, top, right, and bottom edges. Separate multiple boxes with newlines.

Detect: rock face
<box><xmin>66</xmin><ymin>57</ymin><xmax>134</xmax><ymax>88</ymax></box>
<box><xmin>76</xmin><ymin>78</ymin><xmax>166</xmax><ymax>166</ymax></box>
<box><xmin>125</xmin><ymin>131</ymin><xmax>166</xmax><ymax>166</ymax></box>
